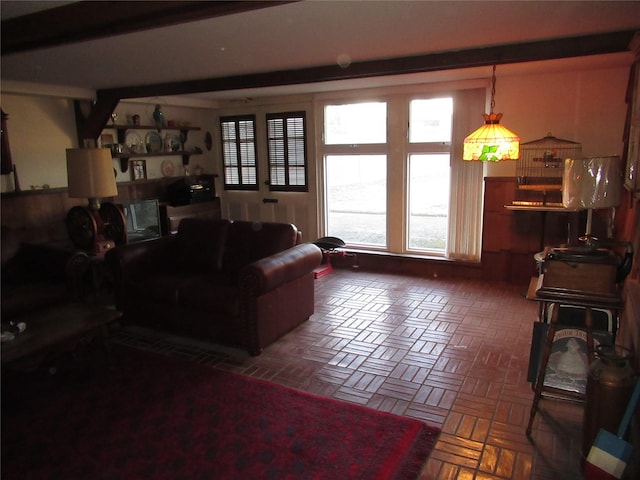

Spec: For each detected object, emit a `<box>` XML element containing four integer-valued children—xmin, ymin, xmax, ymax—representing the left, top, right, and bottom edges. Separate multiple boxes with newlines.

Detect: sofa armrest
<box><xmin>107</xmin><ymin>236</ymin><xmax>180</xmax><ymax>275</ymax></box>
<box><xmin>105</xmin><ymin>236</ymin><xmax>178</xmax><ymax>309</ymax></box>
<box><xmin>239</xmin><ymin>243</ymin><xmax>322</xmax><ymax>295</ymax></box>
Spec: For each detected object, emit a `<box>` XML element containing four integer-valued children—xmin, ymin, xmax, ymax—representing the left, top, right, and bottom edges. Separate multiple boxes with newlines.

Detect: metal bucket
<box><xmin>583</xmin><ymin>344</ymin><xmax>636</xmax><ymax>458</ymax></box>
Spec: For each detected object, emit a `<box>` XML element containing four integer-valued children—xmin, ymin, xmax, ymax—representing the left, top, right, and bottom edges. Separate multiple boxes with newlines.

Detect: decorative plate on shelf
<box><xmin>167</xmin><ymin>134</ymin><xmax>181</xmax><ymax>152</ymax></box>
<box><xmin>125</xmin><ymin>131</ymin><xmax>142</xmax><ymax>154</ymax></box>
<box><xmin>161</xmin><ymin>160</ymin><xmax>176</xmax><ymax>177</ymax></box>
<box><xmin>145</xmin><ymin>131</ymin><xmax>163</xmax><ymax>153</ymax></box>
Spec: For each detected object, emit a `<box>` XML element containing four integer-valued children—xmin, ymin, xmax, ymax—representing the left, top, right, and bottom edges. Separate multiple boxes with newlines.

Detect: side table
<box><xmin>525</xmin><ymin>275</ymin><xmax>623</xmax><ymax>436</ymax></box>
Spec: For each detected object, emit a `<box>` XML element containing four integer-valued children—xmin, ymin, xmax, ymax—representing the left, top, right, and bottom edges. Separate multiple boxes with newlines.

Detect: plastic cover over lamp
<box><xmin>463</xmin><ymin>65</ymin><xmax>520</xmax><ymax>162</ymax></box>
<box><xmin>562</xmin><ymin>155</ymin><xmax>623</xmax><ymax>249</ymax></box>
<box><xmin>66</xmin><ymin>148</ymin><xmax>125</xmax><ymax>255</ymax></box>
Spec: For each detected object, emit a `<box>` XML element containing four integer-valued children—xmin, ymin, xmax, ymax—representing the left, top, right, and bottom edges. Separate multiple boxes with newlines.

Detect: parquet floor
<box><xmin>112</xmin><ymin>269</ymin><xmax>585</xmax><ymax>480</ymax></box>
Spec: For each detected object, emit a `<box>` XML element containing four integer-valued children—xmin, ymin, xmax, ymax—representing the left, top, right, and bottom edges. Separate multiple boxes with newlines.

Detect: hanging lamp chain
<box><xmin>490</xmin><ymin>65</ymin><xmax>497</xmax><ymax>114</ymax></box>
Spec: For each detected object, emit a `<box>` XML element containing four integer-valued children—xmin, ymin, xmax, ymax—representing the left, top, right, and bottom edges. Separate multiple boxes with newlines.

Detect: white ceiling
<box><xmin>2</xmin><ymin>1</ymin><xmax>640</xmax><ymax>101</ymax></box>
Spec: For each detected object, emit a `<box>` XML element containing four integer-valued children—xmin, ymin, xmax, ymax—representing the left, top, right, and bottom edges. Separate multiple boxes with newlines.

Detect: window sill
<box><xmin>343</xmin><ymin>248</ymin><xmax>480</xmax><ymax>263</ymax></box>
<box><xmin>328</xmin><ymin>249</ymin><xmax>482</xmax><ymax>280</ymax></box>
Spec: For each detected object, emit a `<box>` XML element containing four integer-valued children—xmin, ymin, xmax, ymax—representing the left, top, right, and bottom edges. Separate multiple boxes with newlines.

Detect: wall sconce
<box><xmin>66</xmin><ymin>148</ymin><xmax>125</xmax><ymax>255</ymax></box>
<box><xmin>562</xmin><ymin>155</ymin><xmax>623</xmax><ymax>249</ymax></box>
<box><xmin>463</xmin><ymin>65</ymin><xmax>520</xmax><ymax>161</ymax></box>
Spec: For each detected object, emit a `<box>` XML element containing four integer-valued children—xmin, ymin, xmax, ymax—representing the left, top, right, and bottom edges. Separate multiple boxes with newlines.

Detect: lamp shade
<box><xmin>66</xmin><ymin>148</ymin><xmax>117</xmax><ymax>199</ymax></box>
<box><xmin>463</xmin><ymin>113</ymin><xmax>520</xmax><ymax>161</ymax></box>
<box><xmin>562</xmin><ymin>156</ymin><xmax>622</xmax><ymax>209</ymax></box>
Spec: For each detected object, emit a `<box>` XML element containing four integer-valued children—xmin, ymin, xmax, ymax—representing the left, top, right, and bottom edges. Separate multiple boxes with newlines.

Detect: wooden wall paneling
<box><xmin>160</xmin><ymin>199</ymin><xmax>221</xmax><ymax>235</ymax></box>
<box><xmin>116</xmin><ymin>180</ymin><xmax>170</xmax><ymax>204</ymax></box>
<box><xmin>483</xmin><ymin>211</ymin><xmax>512</xmax><ymax>252</ymax></box>
<box><xmin>480</xmin><ymin>251</ymin><xmax>511</xmax><ymax>281</ymax></box>
<box><xmin>1</xmin><ymin>190</ymin><xmax>85</xmax><ymax>243</ymax></box>
<box><xmin>482</xmin><ymin>177</ymin><xmax>515</xmax><ymax>255</ymax></box>
<box><xmin>510</xmin><ymin>211</ymin><xmax>543</xmax><ymax>253</ymax></box>
<box><xmin>509</xmin><ymin>252</ymin><xmax>539</xmax><ymax>285</ymax></box>
<box><xmin>544</xmin><ymin>210</ymin><xmax>582</xmax><ymax>247</ymax></box>
<box><xmin>1</xmin><ymin>175</ymin><xmax>219</xmax><ymax>245</ymax></box>
<box><xmin>484</xmin><ymin>177</ymin><xmax>515</xmax><ymax>211</ymax></box>
<box><xmin>330</xmin><ymin>251</ymin><xmax>483</xmax><ymax>280</ymax></box>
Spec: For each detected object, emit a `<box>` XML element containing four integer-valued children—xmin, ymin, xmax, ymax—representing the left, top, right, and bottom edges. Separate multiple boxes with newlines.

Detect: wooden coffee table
<box><xmin>1</xmin><ymin>303</ymin><xmax>122</xmax><ymax>366</ymax></box>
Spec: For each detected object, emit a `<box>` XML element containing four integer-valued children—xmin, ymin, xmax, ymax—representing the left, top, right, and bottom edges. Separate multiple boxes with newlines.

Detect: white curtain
<box><xmin>447</xmin><ymin>88</ymin><xmax>486</xmax><ymax>261</ymax></box>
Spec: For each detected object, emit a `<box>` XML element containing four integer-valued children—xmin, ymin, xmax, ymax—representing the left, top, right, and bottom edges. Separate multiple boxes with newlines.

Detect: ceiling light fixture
<box><xmin>463</xmin><ymin>65</ymin><xmax>520</xmax><ymax>162</ymax></box>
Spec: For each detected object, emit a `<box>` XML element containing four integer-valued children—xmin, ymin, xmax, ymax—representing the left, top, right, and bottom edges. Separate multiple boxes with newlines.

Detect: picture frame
<box><xmin>528</xmin><ymin>315</ymin><xmax>612</xmax><ymax>396</ymax></box>
<box><xmin>100</xmin><ymin>133</ymin><xmax>114</xmax><ymax>149</ymax></box>
<box><xmin>130</xmin><ymin>159</ymin><xmax>147</xmax><ymax>181</ymax></box>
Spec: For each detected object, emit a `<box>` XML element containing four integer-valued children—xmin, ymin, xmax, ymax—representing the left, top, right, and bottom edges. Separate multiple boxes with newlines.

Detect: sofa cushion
<box><xmin>124</xmin><ymin>273</ymin><xmax>186</xmax><ymax>304</ymax></box>
<box><xmin>223</xmin><ymin>221</ymin><xmax>298</xmax><ymax>273</ymax></box>
<box><xmin>176</xmin><ymin>218</ymin><xmax>230</xmax><ymax>272</ymax></box>
<box><xmin>177</xmin><ymin>273</ymin><xmax>240</xmax><ymax>318</ymax></box>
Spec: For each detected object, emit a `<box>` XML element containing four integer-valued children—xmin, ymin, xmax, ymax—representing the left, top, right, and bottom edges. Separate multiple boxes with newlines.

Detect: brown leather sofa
<box><xmin>105</xmin><ymin>218</ymin><xmax>323</xmax><ymax>355</ymax></box>
<box><xmin>1</xmin><ymin>226</ymin><xmax>91</xmax><ymax>321</ymax></box>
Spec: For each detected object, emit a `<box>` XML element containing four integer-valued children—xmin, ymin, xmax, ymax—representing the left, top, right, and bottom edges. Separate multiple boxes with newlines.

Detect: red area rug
<box><xmin>2</xmin><ymin>346</ymin><xmax>440</xmax><ymax>479</ymax></box>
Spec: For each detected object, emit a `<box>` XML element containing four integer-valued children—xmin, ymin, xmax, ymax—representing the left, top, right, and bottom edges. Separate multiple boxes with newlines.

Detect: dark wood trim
<box><xmin>330</xmin><ymin>251</ymin><xmax>484</xmax><ymax>282</ymax></box>
<box><xmin>102</xmin><ymin>29</ymin><xmax>638</xmax><ymax>100</ymax></box>
<box><xmin>77</xmin><ymin>28</ymin><xmax>638</xmax><ymax>143</ymax></box>
<box><xmin>74</xmin><ymin>96</ymin><xmax>120</xmax><ymax>147</ymax></box>
<box><xmin>1</xmin><ymin>1</ymin><xmax>296</xmax><ymax>56</ymax></box>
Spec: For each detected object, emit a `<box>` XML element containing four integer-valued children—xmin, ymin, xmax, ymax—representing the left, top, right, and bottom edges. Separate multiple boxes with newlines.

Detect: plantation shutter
<box><xmin>266</xmin><ymin>112</ymin><xmax>308</xmax><ymax>192</ymax></box>
<box><xmin>220</xmin><ymin>115</ymin><xmax>258</xmax><ymax>190</ymax></box>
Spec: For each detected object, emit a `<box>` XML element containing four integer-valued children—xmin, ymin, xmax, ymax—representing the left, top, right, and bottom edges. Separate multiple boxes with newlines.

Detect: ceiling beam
<box><xmin>75</xmin><ymin>97</ymin><xmax>120</xmax><ymax>147</ymax></box>
<box><xmin>1</xmin><ymin>1</ymin><xmax>295</xmax><ymax>56</ymax></box>
<box><xmin>101</xmin><ymin>29</ymin><xmax>638</xmax><ymax>100</ymax></box>
<box><xmin>78</xmin><ymin>28</ymin><xmax>636</xmax><ymax>144</ymax></box>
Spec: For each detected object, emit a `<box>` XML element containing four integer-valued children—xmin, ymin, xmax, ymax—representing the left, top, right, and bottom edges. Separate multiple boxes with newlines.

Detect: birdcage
<box><xmin>514</xmin><ymin>133</ymin><xmax>582</xmax><ymax>206</ymax></box>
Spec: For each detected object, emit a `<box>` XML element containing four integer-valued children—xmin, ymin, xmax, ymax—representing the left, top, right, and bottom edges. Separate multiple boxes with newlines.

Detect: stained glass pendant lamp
<box><xmin>463</xmin><ymin>65</ymin><xmax>520</xmax><ymax>162</ymax></box>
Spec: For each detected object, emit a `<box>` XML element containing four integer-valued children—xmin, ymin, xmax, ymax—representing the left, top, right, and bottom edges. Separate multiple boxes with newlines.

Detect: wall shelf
<box><xmin>505</xmin><ymin>205</ymin><xmax>580</xmax><ymax>212</ymax></box>
<box><xmin>114</xmin><ymin>150</ymin><xmax>202</xmax><ymax>172</ymax></box>
<box><xmin>105</xmin><ymin>124</ymin><xmax>202</xmax><ymax>172</ymax></box>
<box><xmin>109</xmin><ymin>124</ymin><xmax>200</xmax><ymax>131</ymax></box>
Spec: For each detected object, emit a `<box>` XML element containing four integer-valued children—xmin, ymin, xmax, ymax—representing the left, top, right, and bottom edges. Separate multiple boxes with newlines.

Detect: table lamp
<box><xmin>562</xmin><ymin>155</ymin><xmax>623</xmax><ymax>249</ymax></box>
<box><xmin>66</xmin><ymin>148</ymin><xmax>125</xmax><ymax>255</ymax></box>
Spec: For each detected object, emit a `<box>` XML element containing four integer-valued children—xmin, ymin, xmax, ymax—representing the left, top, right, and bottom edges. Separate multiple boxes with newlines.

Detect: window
<box><xmin>407</xmin><ymin>98</ymin><xmax>453</xmax><ymax>252</ymax></box>
<box><xmin>266</xmin><ymin>112</ymin><xmax>308</xmax><ymax>191</ymax></box>
<box><xmin>409</xmin><ymin>97</ymin><xmax>452</xmax><ymax>143</ymax></box>
<box><xmin>326</xmin><ymin>155</ymin><xmax>387</xmax><ymax>247</ymax></box>
<box><xmin>325</xmin><ymin>102</ymin><xmax>387</xmax><ymax>144</ymax></box>
<box><xmin>407</xmin><ymin>154</ymin><xmax>450</xmax><ymax>250</ymax></box>
<box><xmin>322</xmin><ymin>97</ymin><xmax>471</xmax><ymax>256</ymax></box>
<box><xmin>220</xmin><ymin>115</ymin><xmax>258</xmax><ymax>190</ymax></box>
<box><xmin>324</xmin><ymin>102</ymin><xmax>388</xmax><ymax>247</ymax></box>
